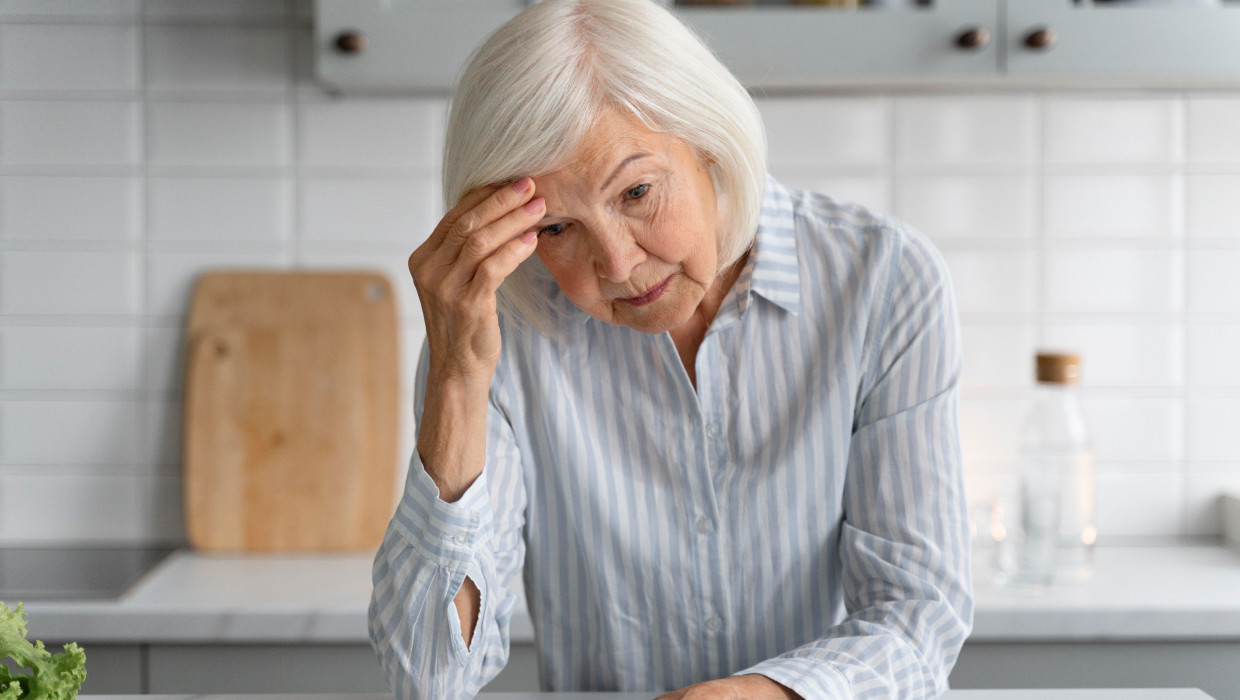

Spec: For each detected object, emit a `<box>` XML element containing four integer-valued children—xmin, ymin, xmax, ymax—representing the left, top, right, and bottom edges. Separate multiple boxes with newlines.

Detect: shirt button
<box><xmin>706</xmin><ymin>616</ymin><xmax>724</xmax><ymax>632</ymax></box>
<box><xmin>696</xmin><ymin>517</ymin><xmax>713</xmax><ymax>535</ymax></box>
<box><xmin>705</xmin><ymin>422</ymin><xmax>720</xmax><ymax>438</ymax></box>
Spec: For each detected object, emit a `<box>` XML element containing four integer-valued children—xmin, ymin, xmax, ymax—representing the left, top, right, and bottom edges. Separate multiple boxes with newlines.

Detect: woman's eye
<box><xmin>624</xmin><ymin>184</ymin><xmax>650</xmax><ymax>200</ymax></box>
<box><xmin>537</xmin><ymin>222</ymin><xmax>566</xmax><ymax>237</ymax></box>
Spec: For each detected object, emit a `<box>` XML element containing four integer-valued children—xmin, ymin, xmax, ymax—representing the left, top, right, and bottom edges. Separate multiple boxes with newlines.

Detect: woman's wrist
<box><xmin>417</xmin><ymin>372</ymin><xmax>492</xmax><ymax>503</ymax></box>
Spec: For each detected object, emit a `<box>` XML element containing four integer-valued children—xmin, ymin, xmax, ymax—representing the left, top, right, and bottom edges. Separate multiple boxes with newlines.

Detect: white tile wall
<box><xmin>1187</xmin><ymin>175</ymin><xmax>1240</xmax><ymax>238</ymax></box>
<box><xmin>943</xmin><ymin>251</ymin><xmax>1039</xmax><ymax>314</ymax></box>
<box><xmin>1043</xmin><ymin>175</ymin><xmax>1180</xmax><ymax>239</ymax></box>
<box><xmin>1</xmin><ymin>400</ymin><xmax>142</xmax><ymax>466</ymax></box>
<box><xmin>896</xmin><ymin>175</ymin><xmax>1037</xmax><ymax>241</ymax></box>
<box><xmin>2</xmin><ymin>6</ymin><xmax>1238</xmax><ymax>545</ymax></box>
<box><xmin>760</xmin><ymin>97</ymin><xmax>890</xmax><ymax>168</ymax></box>
<box><xmin>147</xmin><ymin>177</ymin><xmax>290</xmax><ymax>242</ymax></box>
<box><xmin>143</xmin><ymin>0</ymin><xmax>286</xmax><ymax>21</ymax></box>
<box><xmin>297</xmin><ymin>101</ymin><xmax>439</xmax><ymax>170</ymax></box>
<box><xmin>895</xmin><ymin>96</ymin><xmax>1036</xmax><ymax>167</ymax></box>
<box><xmin>146</xmin><ymin>101</ymin><xmax>289</xmax><ymax>167</ymax></box>
<box><xmin>1043</xmin><ymin>97</ymin><xmax>1182</xmax><ymax>165</ymax></box>
<box><xmin>0</xmin><ymin>24</ymin><xmax>139</xmax><ymax>92</ymax></box>
<box><xmin>1187</xmin><ymin>97</ymin><xmax>1240</xmax><ymax>165</ymax></box>
<box><xmin>299</xmin><ymin>178</ymin><xmax>438</xmax><ymax>244</ymax></box>
<box><xmin>0</xmin><ymin>101</ymin><xmax>140</xmax><ymax>166</ymax></box>
<box><xmin>0</xmin><ymin>1</ymin><xmax>139</xmax><ymax>17</ymax></box>
<box><xmin>0</xmin><ymin>326</ymin><xmax>142</xmax><ymax>391</ymax></box>
<box><xmin>1187</xmin><ymin>325</ymin><xmax>1240</xmax><ymax>387</ymax></box>
<box><xmin>1043</xmin><ymin>249</ymin><xmax>1181</xmax><ymax>314</ymax></box>
<box><xmin>1187</xmin><ymin>250</ymin><xmax>1240</xmax><ymax>313</ymax></box>
<box><xmin>144</xmin><ymin>26</ymin><xmax>288</xmax><ymax>94</ymax></box>
<box><xmin>1</xmin><ymin>252</ymin><xmax>141</xmax><ymax>315</ymax></box>
<box><xmin>146</xmin><ymin>249</ymin><xmax>287</xmax><ymax>317</ymax></box>
<box><xmin>1042</xmin><ymin>323</ymin><xmax>1181</xmax><ymax>388</ymax></box>
<box><xmin>1</xmin><ymin>176</ymin><xmax>140</xmax><ymax>241</ymax></box>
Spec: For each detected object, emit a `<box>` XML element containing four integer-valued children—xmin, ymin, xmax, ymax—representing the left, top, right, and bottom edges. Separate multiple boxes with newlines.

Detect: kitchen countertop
<box><xmin>20</xmin><ymin>545</ymin><xmax>1240</xmax><ymax>644</ymax></box>
<box><xmin>77</xmin><ymin>690</ymin><xmax>1218</xmax><ymax>699</ymax></box>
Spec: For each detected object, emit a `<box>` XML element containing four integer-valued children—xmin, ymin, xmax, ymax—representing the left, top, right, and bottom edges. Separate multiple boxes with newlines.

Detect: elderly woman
<box><xmin>368</xmin><ymin>1</ymin><xmax>972</xmax><ymax>698</ymax></box>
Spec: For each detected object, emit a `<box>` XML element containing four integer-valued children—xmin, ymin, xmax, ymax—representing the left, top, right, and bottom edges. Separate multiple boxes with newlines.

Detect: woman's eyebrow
<box><xmin>598</xmin><ymin>153</ymin><xmax>649</xmax><ymax>192</ymax></box>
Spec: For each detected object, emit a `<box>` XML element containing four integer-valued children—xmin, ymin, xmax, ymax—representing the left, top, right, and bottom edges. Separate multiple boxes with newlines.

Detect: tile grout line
<box><xmin>1176</xmin><ymin>91</ymin><xmax>1192</xmax><ymax>536</ymax></box>
<box><xmin>287</xmin><ymin>0</ymin><xmax>301</xmax><ymax>268</ymax></box>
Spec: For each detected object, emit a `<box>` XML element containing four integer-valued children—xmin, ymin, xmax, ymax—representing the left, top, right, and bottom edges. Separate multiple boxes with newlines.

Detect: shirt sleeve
<box><xmin>368</xmin><ymin>339</ymin><xmax>528</xmax><ymax>700</ymax></box>
<box><xmin>733</xmin><ymin>221</ymin><xmax>974</xmax><ymax>699</ymax></box>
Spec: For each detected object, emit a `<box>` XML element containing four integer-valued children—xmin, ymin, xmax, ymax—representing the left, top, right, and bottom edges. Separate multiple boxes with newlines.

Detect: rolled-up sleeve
<box><xmin>734</xmin><ymin>222</ymin><xmax>973</xmax><ymax>699</ymax></box>
<box><xmin>369</xmin><ymin>340</ymin><xmax>528</xmax><ymax>700</ymax></box>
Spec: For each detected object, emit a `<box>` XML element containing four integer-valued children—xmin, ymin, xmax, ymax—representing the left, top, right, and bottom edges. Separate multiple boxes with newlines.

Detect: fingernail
<box><xmin>522</xmin><ymin>197</ymin><xmax>544</xmax><ymax>214</ymax></box>
<box><xmin>513</xmin><ymin>177</ymin><xmax>532</xmax><ymax>193</ymax></box>
<box><xmin>520</xmin><ymin>230</ymin><xmax>538</xmax><ymax>245</ymax></box>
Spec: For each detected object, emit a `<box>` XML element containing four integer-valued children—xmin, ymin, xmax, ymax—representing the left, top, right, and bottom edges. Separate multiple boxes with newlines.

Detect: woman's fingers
<box><xmin>452</xmin><ymin>195</ymin><xmax>545</xmax><ymax>269</ymax></box>
<box><xmin>431</xmin><ymin>182</ymin><xmax>504</xmax><ymax>241</ymax></box>
<box><xmin>469</xmin><ymin>229</ymin><xmax>539</xmax><ymax>296</ymax></box>
<box><xmin>438</xmin><ymin>177</ymin><xmax>538</xmax><ymax>253</ymax></box>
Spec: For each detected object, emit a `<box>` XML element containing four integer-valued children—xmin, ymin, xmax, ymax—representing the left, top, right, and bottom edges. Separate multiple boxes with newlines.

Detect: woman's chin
<box><xmin>611</xmin><ymin>300</ymin><xmax>697</xmax><ymax>335</ymax></box>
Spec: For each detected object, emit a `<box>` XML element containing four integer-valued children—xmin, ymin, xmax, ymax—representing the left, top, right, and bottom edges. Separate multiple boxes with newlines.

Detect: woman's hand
<box><xmin>655</xmin><ymin>674</ymin><xmax>803</xmax><ymax>700</ymax></box>
<box><xmin>410</xmin><ymin>177</ymin><xmax>544</xmax><ymax>503</ymax></box>
<box><xmin>409</xmin><ymin>176</ymin><xmax>545</xmax><ymax>384</ymax></box>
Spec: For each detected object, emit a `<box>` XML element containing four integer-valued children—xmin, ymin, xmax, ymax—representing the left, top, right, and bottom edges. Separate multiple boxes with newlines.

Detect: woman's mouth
<box><xmin>619</xmin><ymin>276</ymin><xmax>672</xmax><ymax>306</ymax></box>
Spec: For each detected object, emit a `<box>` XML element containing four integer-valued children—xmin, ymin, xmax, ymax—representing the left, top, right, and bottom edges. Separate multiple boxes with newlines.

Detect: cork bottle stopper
<box><xmin>1036</xmin><ymin>352</ymin><xmax>1081</xmax><ymax>385</ymax></box>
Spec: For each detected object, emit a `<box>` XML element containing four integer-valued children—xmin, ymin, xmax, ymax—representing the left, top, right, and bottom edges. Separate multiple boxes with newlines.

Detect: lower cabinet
<box><xmin>66</xmin><ymin>641</ymin><xmax>538</xmax><ymax>695</ymax></box>
<box><xmin>950</xmin><ymin>641</ymin><xmax>1240</xmax><ymax>700</ymax></box>
<box><xmin>62</xmin><ymin>639</ymin><xmax>1240</xmax><ymax>697</ymax></box>
<box><xmin>64</xmin><ymin>644</ymin><xmax>144</xmax><ymax>695</ymax></box>
<box><xmin>147</xmin><ymin>644</ymin><xmax>392</xmax><ymax>694</ymax></box>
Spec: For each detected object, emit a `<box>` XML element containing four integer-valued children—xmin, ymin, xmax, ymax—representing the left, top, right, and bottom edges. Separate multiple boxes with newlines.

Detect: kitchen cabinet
<box><xmin>55</xmin><ymin>641</ymin><xmax>534</xmax><ymax>695</ymax></box>
<box><xmin>57</xmin><ymin>638</ymin><xmax>1240</xmax><ymax>697</ymax></box>
<box><xmin>25</xmin><ymin>547</ymin><xmax>1240</xmax><ymax>697</ymax></box>
<box><xmin>314</xmin><ymin>0</ymin><xmax>1240</xmax><ymax>92</ymax></box>
<box><xmin>1006</xmin><ymin>0</ymin><xmax>1240</xmax><ymax>83</ymax></box>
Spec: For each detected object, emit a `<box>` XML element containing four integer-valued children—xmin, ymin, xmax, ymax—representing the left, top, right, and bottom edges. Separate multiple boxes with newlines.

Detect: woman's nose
<box><xmin>591</xmin><ymin>229</ymin><xmax>644</xmax><ymax>283</ymax></box>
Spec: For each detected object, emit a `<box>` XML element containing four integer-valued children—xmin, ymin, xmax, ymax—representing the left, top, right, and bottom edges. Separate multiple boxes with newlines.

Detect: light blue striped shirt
<box><xmin>370</xmin><ymin>176</ymin><xmax>973</xmax><ymax>699</ymax></box>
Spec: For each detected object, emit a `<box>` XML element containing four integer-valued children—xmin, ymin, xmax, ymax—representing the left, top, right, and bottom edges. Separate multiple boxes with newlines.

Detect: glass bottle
<box><xmin>1012</xmin><ymin>352</ymin><xmax>1096</xmax><ymax>588</ymax></box>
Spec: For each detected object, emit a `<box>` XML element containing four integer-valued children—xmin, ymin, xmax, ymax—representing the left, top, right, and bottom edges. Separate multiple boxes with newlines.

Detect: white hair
<box><xmin>443</xmin><ymin>0</ymin><xmax>767</xmax><ymax>335</ymax></box>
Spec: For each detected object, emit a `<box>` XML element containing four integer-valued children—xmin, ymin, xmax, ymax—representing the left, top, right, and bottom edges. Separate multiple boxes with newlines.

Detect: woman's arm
<box><xmin>369</xmin><ymin>179</ymin><xmax>542</xmax><ymax>698</ymax></box>
<box><xmin>369</xmin><ymin>341</ymin><xmax>529</xmax><ymax>699</ymax></box>
<box><xmin>729</xmin><ymin>222</ymin><xmax>973</xmax><ymax>699</ymax></box>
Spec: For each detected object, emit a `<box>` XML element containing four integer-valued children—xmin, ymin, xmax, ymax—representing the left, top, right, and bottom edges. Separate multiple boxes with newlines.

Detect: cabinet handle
<box><xmin>955</xmin><ymin>27</ymin><xmax>990</xmax><ymax>50</ymax></box>
<box><xmin>1024</xmin><ymin>27</ymin><xmax>1056</xmax><ymax>51</ymax></box>
<box><xmin>334</xmin><ymin>31</ymin><xmax>366</xmax><ymax>55</ymax></box>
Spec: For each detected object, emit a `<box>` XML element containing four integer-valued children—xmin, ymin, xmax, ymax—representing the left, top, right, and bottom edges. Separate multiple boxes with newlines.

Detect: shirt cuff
<box><xmin>733</xmin><ymin>656</ymin><xmax>851</xmax><ymax>699</ymax></box>
<box><xmin>389</xmin><ymin>451</ymin><xmax>495</xmax><ymax>570</ymax></box>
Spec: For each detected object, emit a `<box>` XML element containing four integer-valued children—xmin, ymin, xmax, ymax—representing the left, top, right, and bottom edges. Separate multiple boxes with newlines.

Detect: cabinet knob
<box><xmin>334</xmin><ymin>31</ymin><xmax>366</xmax><ymax>55</ymax></box>
<box><xmin>955</xmin><ymin>27</ymin><xmax>990</xmax><ymax>50</ymax></box>
<box><xmin>1024</xmin><ymin>27</ymin><xmax>1057</xmax><ymax>51</ymax></box>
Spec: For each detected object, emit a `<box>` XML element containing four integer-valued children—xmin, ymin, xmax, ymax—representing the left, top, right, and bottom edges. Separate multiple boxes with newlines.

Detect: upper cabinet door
<box><xmin>675</xmin><ymin>0</ymin><xmax>1000</xmax><ymax>88</ymax></box>
<box><xmin>315</xmin><ymin>0</ymin><xmax>523</xmax><ymax>92</ymax></box>
<box><xmin>315</xmin><ymin>0</ymin><xmax>1000</xmax><ymax>93</ymax></box>
<box><xmin>1006</xmin><ymin>0</ymin><xmax>1240</xmax><ymax>84</ymax></box>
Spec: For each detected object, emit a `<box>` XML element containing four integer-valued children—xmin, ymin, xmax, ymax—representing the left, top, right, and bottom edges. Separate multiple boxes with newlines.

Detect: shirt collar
<box><xmin>742</xmin><ymin>174</ymin><xmax>802</xmax><ymax>316</ymax></box>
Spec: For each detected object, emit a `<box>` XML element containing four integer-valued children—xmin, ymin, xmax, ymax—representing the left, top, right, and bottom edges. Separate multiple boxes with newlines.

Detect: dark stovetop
<box><xmin>0</xmin><ymin>547</ymin><xmax>175</xmax><ymax>602</ymax></box>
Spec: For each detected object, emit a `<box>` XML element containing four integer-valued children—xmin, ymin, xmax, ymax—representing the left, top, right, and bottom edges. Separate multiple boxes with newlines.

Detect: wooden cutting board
<box><xmin>183</xmin><ymin>270</ymin><xmax>400</xmax><ymax>552</ymax></box>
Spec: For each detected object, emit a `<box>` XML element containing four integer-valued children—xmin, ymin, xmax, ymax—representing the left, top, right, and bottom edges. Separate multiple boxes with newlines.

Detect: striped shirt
<box><xmin>369</xmin><ymin>176</ymin><xmax>973</xmax><ymax>699</ymax></box>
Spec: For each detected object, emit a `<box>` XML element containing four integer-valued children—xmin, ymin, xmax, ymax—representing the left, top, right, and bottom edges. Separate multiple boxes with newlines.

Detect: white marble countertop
<box><xmin>22</xmin><ymin>545</ymin><xmax>1240</xmax><ymax>644</ymax></box>
<box><xmin>78</xmin><ymin>690</ymin><xmax>1218</xmax><ymax>699</ymax></box>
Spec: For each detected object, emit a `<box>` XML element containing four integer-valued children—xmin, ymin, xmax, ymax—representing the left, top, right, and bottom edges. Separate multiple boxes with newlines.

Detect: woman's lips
<box><xmin>619</xmin><ymin>275</ymin><xmax>672</xmax><ymax>306</ymax></box>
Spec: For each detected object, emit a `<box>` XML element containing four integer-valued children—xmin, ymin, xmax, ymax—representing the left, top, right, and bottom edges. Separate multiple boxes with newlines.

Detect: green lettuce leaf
<box><xmin>0</xmin><ymin>602</ymin><xmax>86</xmax><ymax>700</ymax></box>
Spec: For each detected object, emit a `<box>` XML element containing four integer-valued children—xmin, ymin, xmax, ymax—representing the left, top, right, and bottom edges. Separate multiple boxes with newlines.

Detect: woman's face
<box><xmin>529</xmin><ymin>108</ymin><xmax>723</xmax><ymax>335</ymax></box>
